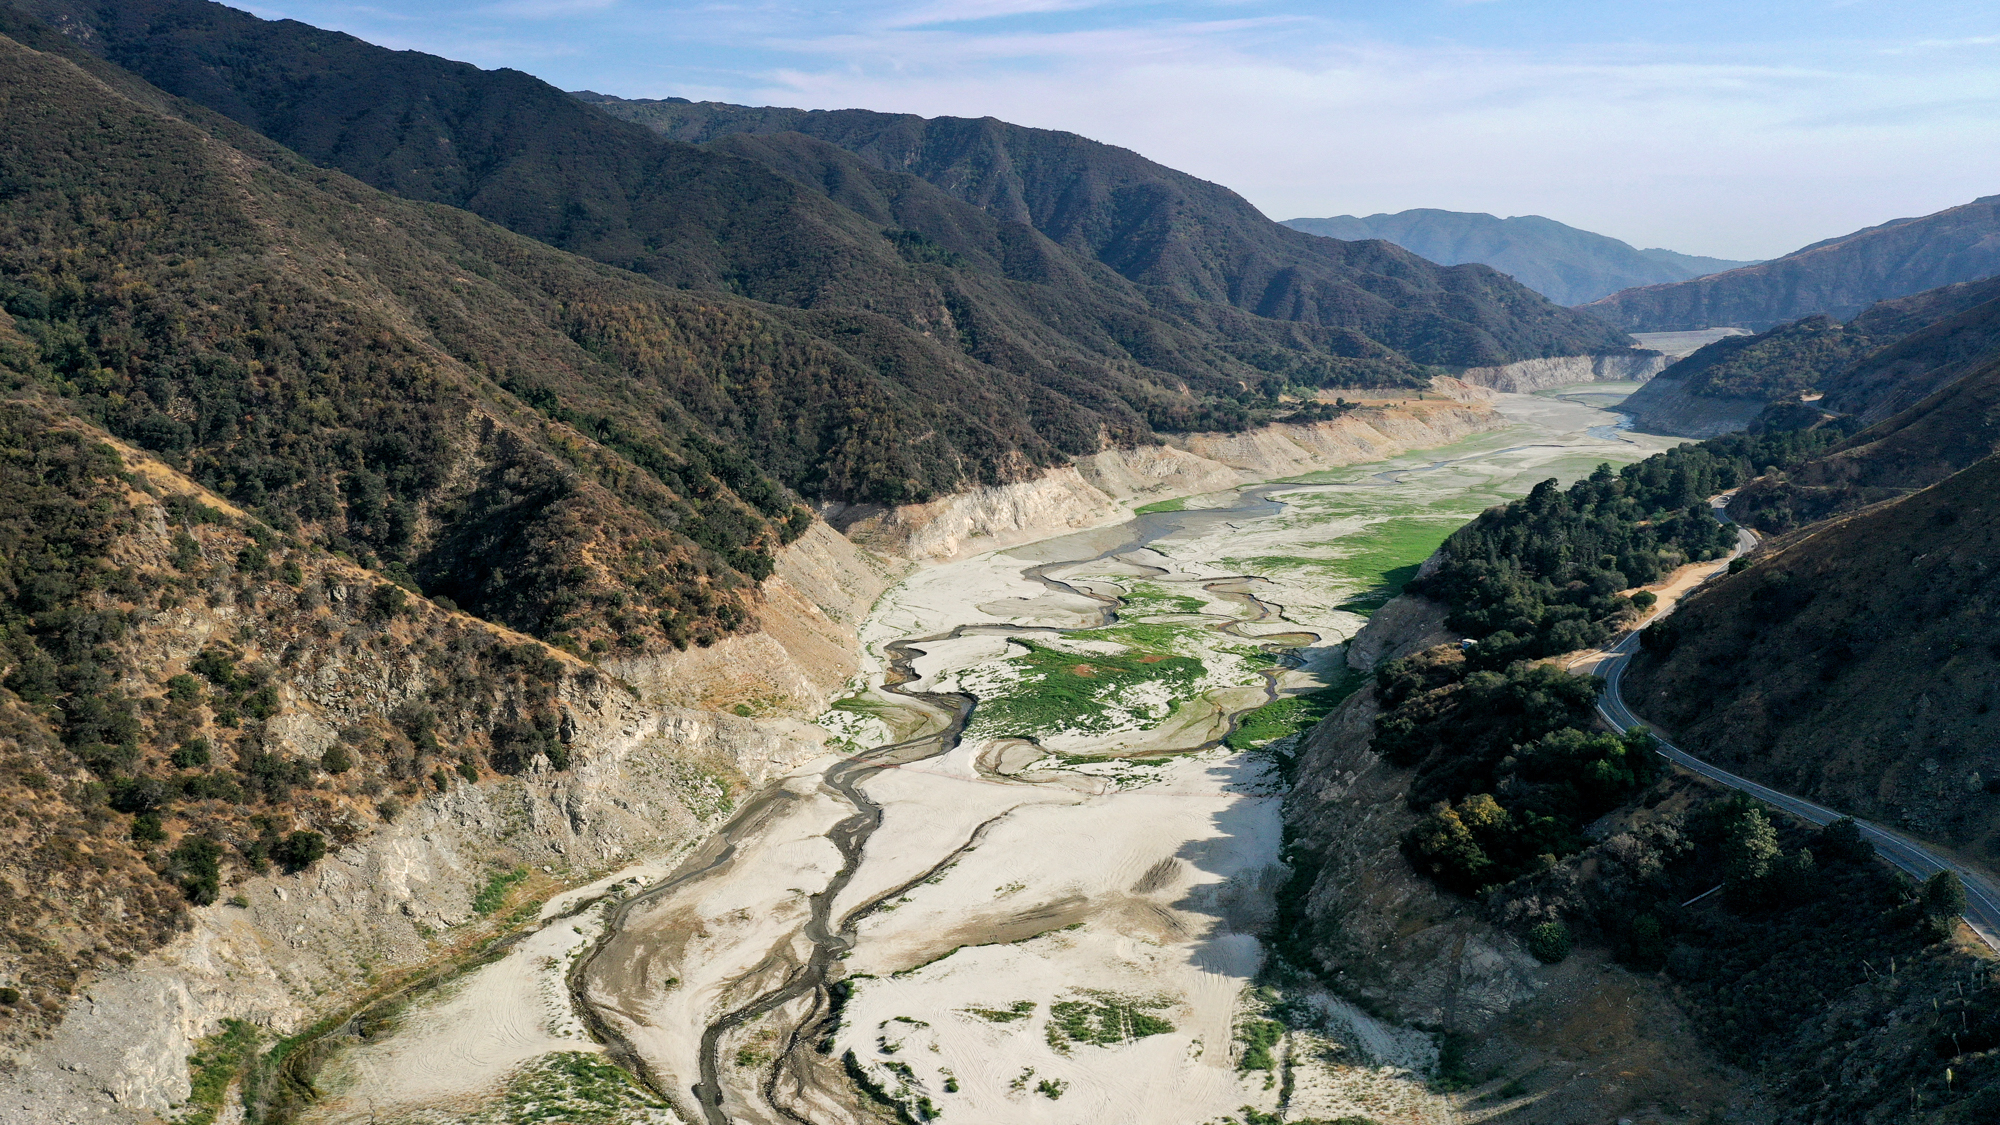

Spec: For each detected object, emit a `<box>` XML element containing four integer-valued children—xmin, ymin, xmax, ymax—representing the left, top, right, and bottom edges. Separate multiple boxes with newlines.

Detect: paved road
<box><xmin>1587</xmin><ymin>497</ymin><xmax>2000</xmax><ymax>951</ymax></box>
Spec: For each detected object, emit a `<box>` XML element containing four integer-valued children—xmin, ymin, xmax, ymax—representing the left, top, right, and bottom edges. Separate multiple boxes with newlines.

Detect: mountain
<box><xmin>1619</xmin><ymin>275</ymin><xmax>2000</xmax><ymax>437</ymax></box>
<box><xmin>574</xmin><ymin>93</ymin><xmax>1632</xmax><ymax>363</ymax></box>
<box><xmin>1628</xmin><ymin>447</ymin><xmax>2000</xmax><ymax>868</ymax></box>
<box><xmin>5</xmin><ymin>0</ymin><xmax>1634</xmax><ymax>376</ymax></box>
<box><xmin>1581</xmin><ymin>195</ymin><xmax>2000</xmax><ymax>331</ymax></box>
<box><xmin>1281</xmin><ymin>209</ymin><xmax>1759</xmax><ymax>306</ymax></box>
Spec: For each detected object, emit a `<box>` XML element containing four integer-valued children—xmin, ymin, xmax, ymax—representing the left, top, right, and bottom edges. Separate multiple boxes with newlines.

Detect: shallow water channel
<box><xmin>311</xmin><ymin>389</ymin><xmax>1681</xmax><ymax>1125</ymax></box>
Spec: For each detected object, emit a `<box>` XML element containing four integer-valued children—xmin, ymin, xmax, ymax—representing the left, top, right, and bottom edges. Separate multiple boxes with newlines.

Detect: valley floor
<box><xmin>301</xmin><ymin>388</ymin><xmax>1682</xmax><ymax>1125</ymax></box>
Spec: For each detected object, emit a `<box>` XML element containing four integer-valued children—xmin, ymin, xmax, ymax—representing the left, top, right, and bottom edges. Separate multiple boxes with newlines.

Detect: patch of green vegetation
<box><xmin>965</xmin><ymin>638</ymin><xmax>1204</xmax><ymax>740</ymax></box>
<box><xmin>472</xmin><ymin>867</ymin><xmax>530</xmax><ymax>915</ymax></box>
<box><xmin>1235</xmin><ymin>1018</ymin><xmax>1285</xmax><ymax>1072</ymax></box>
<box><xmin>963</xmin><ymin>1000</ymin><xmax>1036</xmax><ymax>1023</ymax></box>
<box><xmin>830</xmin><ymin>694</ymin><xmax>895</xmax><ymax>718</ymax></box>
<box><xmin>1224</xmin><ymin>669</ymin><xmax>1369</xmax><ymax>753</ymax></box>
<box><xmin>1228</xmin><ymin>513</ymin><xmax>1469</xmax><ymax>614</ymax></box>
<box><xmin>1121</xmin><ymin>581</ymin><xmax>1208</xmax><ymax>616</ymax></box>
<box><xmin>1036</xmin><ymin>1077</ymin><xmax>1068</xmax><ymax>1099</ymax></box>
<box><xmin>469</xmin><ymin>1051</ymin><xmax>673</xmax><ymax>1123</ymax></box>
<box><xmin>1134</xmin><ymin>496</ymin><xmax>1189</xmax><ymax>514</ymax></box>
<box><xmin>1045</xmin><ymin>992</ymin><xmax>1176</xmax><ymax>1054</ymax></box>
<box><xmin>1232</xmin><ymin>1110</ymin><xmax>1380</xmax><ymax>1125</ymax></box>
<box><xmin>176</xmin><ymin>1019</ymin><xmax>259</xmax><ymax>1125</ymax></box>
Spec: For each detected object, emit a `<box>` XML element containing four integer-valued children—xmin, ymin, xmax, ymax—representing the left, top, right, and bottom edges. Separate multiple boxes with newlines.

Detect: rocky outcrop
<box><xmin>1282</xmin><ymin>685</ymin><xmax>1545</xmax><ymax>1030</ymax></box>
<box><xmin>1343</xmin><ymin>593</ymin><xmax>1456</xmax><ymax>671</ymax></box>
<box><xmin>605</xmin><ymin>521</ymin><xmax>902</xmax><ymax>716</ymax></box>
<box><xmin>1456</xmin><ymin>350</ymin><xmax>1667</xmax><ymax>393</ymax></box>
<box><xmin>830</xmin><ymin>391</ymin><xmax>1509</xmax><ymax>561</ymax></box>
<box><xmin>1618</xmin><ymin>373</ymin><xmax>1767</xmax><ymax>437</ymax></box>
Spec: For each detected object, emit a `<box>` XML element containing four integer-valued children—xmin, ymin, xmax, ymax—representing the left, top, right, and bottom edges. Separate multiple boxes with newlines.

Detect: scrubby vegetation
<box><xmin>1043</xmin><ymin>992</ymin><xmax>1176</xmax><ymax>1054</ymax></box>
<box><xmin>1408</xmin><ymin>428</ymin><xmax>1847</xmax><ymax>665</ymax></box>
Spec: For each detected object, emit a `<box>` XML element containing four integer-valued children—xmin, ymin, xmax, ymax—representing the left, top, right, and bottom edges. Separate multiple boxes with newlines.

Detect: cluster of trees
<box><xmin>1409</xmin><ymin>428</ymin><xmax>1848</xmax><ymax>665</ymax></box>
<box><xmin>1374</xmin><ymin>650</ymin><xmax>1661</xmax><ymax>893</ymax></box>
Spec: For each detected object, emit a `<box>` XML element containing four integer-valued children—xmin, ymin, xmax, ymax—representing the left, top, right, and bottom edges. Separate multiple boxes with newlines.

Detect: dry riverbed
<box><xmin>303</xmin><ymin>388</ymin><xmax>1680</xmax><ymax>1125</ymax></box>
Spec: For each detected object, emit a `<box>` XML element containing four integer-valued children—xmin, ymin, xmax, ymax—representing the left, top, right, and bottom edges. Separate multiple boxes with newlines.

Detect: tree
<box><xmin>1721</xmin><ymin>804</ymin><xmax>1780</xmax><ymax>886</ymax></box>
<box><xmin>1923</xmin><ymin>871</ymin><xmax>1967</xmax><ymax>918</ymax></box>
<box><xmin>272</xmin><ymin>830</ymin><xmax>327</xmax><ymax>874</ymax></box>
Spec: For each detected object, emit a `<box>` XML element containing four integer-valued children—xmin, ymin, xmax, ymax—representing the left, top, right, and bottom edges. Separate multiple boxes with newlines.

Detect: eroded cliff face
<box><xmin>601</xmin><ymin>520</ymin><xmax>902</xmax><ymax>717</ymax></box>
<box><xmin>2</xmin><ymin>697</ymin><xmax>820</xmax><ymax>1123</ymax></box>
<box><xmin>1618</xmin><ymin>373</ymin><xmax>1767</xmax><ymax>437</ymax></box>
<box><xmin>829</xmin><ymin>387</ymin><xmax>1508</xmax><ymax>561</ymax></box>
<box><xmin>1456</xmin><ymin>351</ymin><xmax>1667</xmax><ymax>393</ymax></box>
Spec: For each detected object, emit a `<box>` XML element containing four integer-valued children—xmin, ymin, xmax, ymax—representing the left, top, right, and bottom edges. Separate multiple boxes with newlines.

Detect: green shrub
<box><xmin>272</xmin><ymin>830</ymin><xmax>326</xmax><ymax>873</ymax></box>
<box><xmin>170</xmin><ymin>835</ymin><xmax>224</xmax><ymax>905</ymax></box>
<box><xmin>1527</xmin><ymin>921</ymin><xmax>1572</xmax><ymax>964</ymax></box>
<box><xmin>171</xmin><ymin>737</ymin><xmax>212</xmax><ymax>769</ymax></box>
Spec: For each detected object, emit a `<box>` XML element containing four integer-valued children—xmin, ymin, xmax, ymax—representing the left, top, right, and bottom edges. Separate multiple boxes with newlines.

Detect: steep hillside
<box><xmin>0</xmin><ymin>397</ymin><xmax>587</xmax><ymax>1036</ymax></box>
<box><xmin>1621</xmin><ymin>275</ymin><xmax>2000</xmax><ymax>437</ymax></box>
<box><xmin>1284</xmin><ymin>209</ymin><xmax>1756</xmax><ymax>306</ymax></box>
<box><xmin>1728</xmin><ymin>346</ymin><xmax>2000</xmax><ymax>531</ymax></box>
<box><xmin>14</xmin><ymin>0</ymin><xmax>1631</xmax><ymax>393</ymax></box>
<box><xmin>1581</xmin><ymin>194</ymin><xmax>2000</xmax><ymax>331</ymax></box>
<box><xmin>579</xmin><ymin>94</ymin><xmax>1634</xmax><ymax>365</ymax></box>
<box><xmin>1627</xmin><ymin>452</ymin><xmax>2000</xmax><ymax>869</ymax></box>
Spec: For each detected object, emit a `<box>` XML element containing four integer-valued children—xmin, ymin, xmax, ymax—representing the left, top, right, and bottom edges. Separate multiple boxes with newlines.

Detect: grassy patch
<box><xmin>1044</xmin><ymin>992</ymin><xmax>1176</xmax><ymax>1054</ymax></box>
<box><xmin>1134</xmin><ymin>496</ymin><xmax>1188</xmax><ymax>515</ymax></box>
<box><xmin>176</xmin><ymin>1019</ymin><xmax>259</xmax><ymax>1125</ymax></box>
<box><xmin>472</xmin><ymin>867</ymin><xmax>530</xmax><ymax>915</ymax></box>
<box><xmin>962</xmin><ymin>1000</ymin><xmax>1036</xmax><ymax>1023</ymax></box>
<box><xmin>830</xmin><ymin>694</ymin><xmax>896</xmax><ymax>718</ymax></box>
<box><xmin>1229</xmin><ymin>515</ymin><xmax>1467</xmax><ymax>614</ymax></box>
<box><xmin>1223</xmin><ymin>669</ymin><xmax>1368</xmax><ymax>753</ymax></box>
<box><xmin>474</xmin><ymin>1051</ymin><xmax>674</xmax><ymax>1123</ymax></box>
<box><xmin>1236</xmin><ymin>1018</ymin><xmax>1285</xmax><ymax>1071</ymax></box>
<box><xmin>1121</xmin><ymin>581</ymin><xmax>1208</xmax><ymax>616</ymax></box>
<box><xmin>965</xmin><ymin>638</ymin><xmax>1203</xmax><ymax>740</ymax></box>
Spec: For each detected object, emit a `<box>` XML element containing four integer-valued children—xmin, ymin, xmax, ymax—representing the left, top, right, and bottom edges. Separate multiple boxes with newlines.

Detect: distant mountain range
<box><xmin>1280</xmin><ymin>209</ymin><xmax>1759</xmax><ymax>306</ymax></box>
<box><xmin>1581</xmin><ymin>195</ymin><xmax>2000</xmax><ymax>331</ymax></box>
<box><xmin>574</xmin><ymin>94</ymin><xmax>1627</xmax><ymax>364</ymax></box>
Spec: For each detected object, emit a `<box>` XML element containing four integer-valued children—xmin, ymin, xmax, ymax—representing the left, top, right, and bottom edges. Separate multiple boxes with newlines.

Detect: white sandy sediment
<box><xmin>302</xmin><ymin>386</ymin><xmax>1681</xmax><ymax>1125</ymax></box>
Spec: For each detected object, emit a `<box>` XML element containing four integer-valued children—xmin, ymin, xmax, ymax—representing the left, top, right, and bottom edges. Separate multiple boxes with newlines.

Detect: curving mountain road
<box><xmin>1584</xmin><ymin>497</ymin><xmax>2000</xmax><ymax>951</ymax></box>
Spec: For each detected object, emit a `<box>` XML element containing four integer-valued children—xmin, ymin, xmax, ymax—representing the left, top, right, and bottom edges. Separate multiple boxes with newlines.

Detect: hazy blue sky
<box><xmin>242</xmin><ymin>1</ymin><xmax>2000</xmax><ymax>259</ymax></box>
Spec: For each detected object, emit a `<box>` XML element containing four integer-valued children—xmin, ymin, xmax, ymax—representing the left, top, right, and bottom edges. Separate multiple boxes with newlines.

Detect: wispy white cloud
<box><xmin>482</xmin><ymin>0</ymin><xmax>619</xmax><ymax>18</ymax></box>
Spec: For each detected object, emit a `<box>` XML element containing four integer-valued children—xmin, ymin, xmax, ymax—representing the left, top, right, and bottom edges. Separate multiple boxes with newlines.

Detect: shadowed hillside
<box><xmin>1629</xmin><ymin>451</ymin><xmax>2000</xmax><ymax>867</ymax></box>
<box><xmin>1620</xmin><ymin>275</ymin><xmax>2000</xmax><ymax>438</ymax></box>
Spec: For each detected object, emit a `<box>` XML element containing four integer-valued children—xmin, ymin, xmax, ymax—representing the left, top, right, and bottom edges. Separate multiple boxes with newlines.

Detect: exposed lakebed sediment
<box><xmin>307</xmin><ymin>390</ymin><xmax>1680</xmax><ymax>1125</ymax></box>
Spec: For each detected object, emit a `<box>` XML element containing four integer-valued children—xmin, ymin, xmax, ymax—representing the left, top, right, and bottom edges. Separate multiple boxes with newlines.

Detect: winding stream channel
<box><xmin>308</xmin><ymin>389</ymin><xmax>1683</xmax><ymax>1125</ymax></box>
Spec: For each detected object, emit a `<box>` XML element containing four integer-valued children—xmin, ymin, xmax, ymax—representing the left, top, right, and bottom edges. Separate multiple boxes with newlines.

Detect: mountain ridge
<box><xmin>1282</xmin><ymin>208</ymin><xmax>1758</xmax><ymax>306</ymax></box>
<box><xmin>1581</xmin><ymin>194</ymin><xmax>2000</xmax><ymax>331</ymax></box>
<box><xmin>574</xmin><ymin>91</ymin><xmax>1634</xmax><ymax>364</ymax></box>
